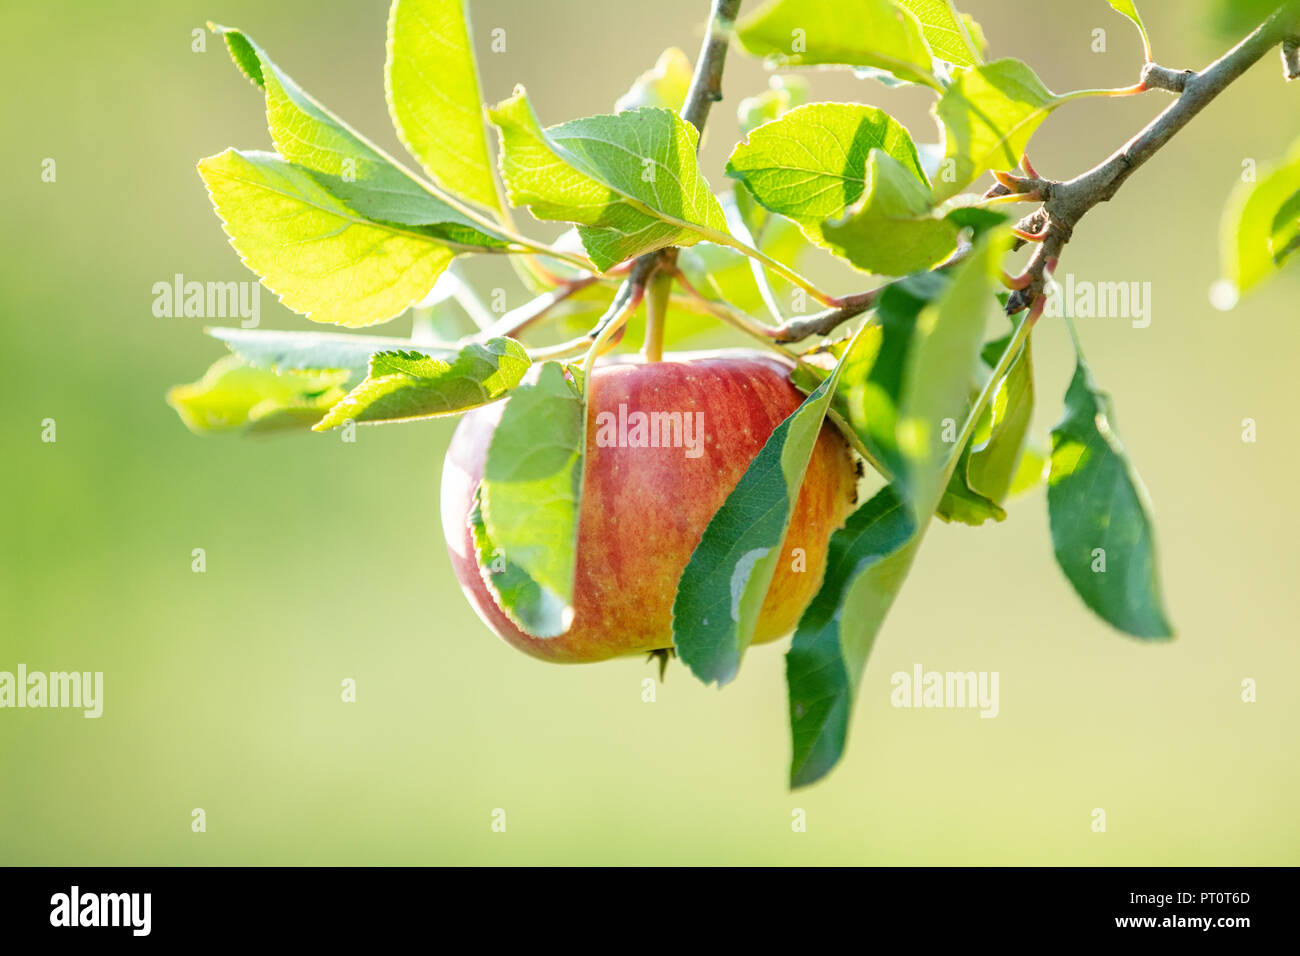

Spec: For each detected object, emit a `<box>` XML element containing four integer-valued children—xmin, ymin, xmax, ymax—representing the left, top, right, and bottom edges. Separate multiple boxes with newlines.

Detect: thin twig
<box><xmin>466</xmin><ymin>276</ymin><xmax>600</xmax><ymax>343</ymax></box>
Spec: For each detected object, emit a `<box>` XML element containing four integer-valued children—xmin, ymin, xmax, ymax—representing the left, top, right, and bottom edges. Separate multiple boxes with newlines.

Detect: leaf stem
<box><xmin>582</xmin><ymin>282</ymin><xmax>645</xmax><ymax>381</ymax></box>
<box><xmin>467</xmin><ymin>276</ymin><xmax>599</xmax><ymax>342</ymax></box>
<box><xmin>671</xmin><ymin>269</ymin><xmax>800</xmax><ymax>360</ymax></box>
<box><xmin>705</xmin><ymin>229</ymin><xmax>840</xmax><ymax>306</ymax></box>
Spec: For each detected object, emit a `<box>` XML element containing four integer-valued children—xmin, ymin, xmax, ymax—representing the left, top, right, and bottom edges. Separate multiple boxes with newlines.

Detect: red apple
<box><xmin>441</xmin><ymin>350</ymin><xmax>858</xmax><ymax>663</ymax></box>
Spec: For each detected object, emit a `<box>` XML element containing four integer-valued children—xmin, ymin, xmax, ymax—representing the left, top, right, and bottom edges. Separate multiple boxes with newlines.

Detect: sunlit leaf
<box><xmin>167</xmin><ymin>355</ymin><xmax>348</xmax><ymax>434</ymax></box>
<box><xmin>1221</xmin><ymin>138</ymin><xmax>1300</xmax><ymax>293</ymax></box>
<box><xmin>314</xmin><ymin>338</ymin><xmax>530</xmax><ymax>429</ymax></box>
<box><xmin>387</xmin><ymin>0</ymin><xmax>502</xmax><ymax>212</ymax></box>
<box><xmin>933</xmin><ymin>58</ymin><xmax>1061</xmax><ymax>200</ymax></box>
<box><xmin>726</xmin><ymin>103</ymin><xmax>928</xmax><ymax>238</ymax></box>
<box><xmin>615</xmin><ymin>47</ymin><xmax>693</xmax><ymax>112</ymax></box>
<box><xmin>489</xmin><ymin>90</ymin><xmax>729</xmax><ymax>271</ymax></box>
<box><xmin>895</xmin><ymin>0</ymin><xmax>984</xmax><ymax>66</ymax></box>
<box><xmin>736</xmin><ymin>0</ymin><xmax>939</xmax><ymax>89</ymax></box>
<box><xmin>198</xmin><ymin>149</ymin><xmax>465</xmax><ymax>327</ymax></box>
<box><xmin>479</xmin><ymin>362</ymin><xmax>586</xmax><ymax>636</ymax></box>
<box><xmin>820</xmin><ymin>150</ymin><xmax>961</xmax><ymax>274</ymax></box>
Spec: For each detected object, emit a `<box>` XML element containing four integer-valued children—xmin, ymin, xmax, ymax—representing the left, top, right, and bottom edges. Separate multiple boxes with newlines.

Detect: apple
<box><xmin>441</xmin><ymin>350</ymin><xmax>858</xmax><ymax>663</ymax></box>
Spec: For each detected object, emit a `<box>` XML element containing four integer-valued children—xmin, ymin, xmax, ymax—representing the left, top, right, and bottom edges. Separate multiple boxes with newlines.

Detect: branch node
<box><xmin>1139</xmin><ymin>62</ymin><xmax>1194</xmax><ymax>93</ymax></box>
<box><xmin>1284</xmin><ymin>37</ymin><xmax>1300</xmax><ymax>80</ymax></box>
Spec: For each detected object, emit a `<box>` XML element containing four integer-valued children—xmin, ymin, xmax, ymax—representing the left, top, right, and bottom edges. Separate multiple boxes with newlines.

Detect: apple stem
<box><xmin>642</xmin><ymin>266</ymin><xmax>674</xmax><ymax>363</ymax></box>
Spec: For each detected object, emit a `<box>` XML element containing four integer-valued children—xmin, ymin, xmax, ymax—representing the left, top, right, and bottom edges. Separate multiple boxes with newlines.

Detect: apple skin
<box><xmin>441</xmin><ymin>350</ymin><xmax>858</xmax><ymax>664</ymax></box>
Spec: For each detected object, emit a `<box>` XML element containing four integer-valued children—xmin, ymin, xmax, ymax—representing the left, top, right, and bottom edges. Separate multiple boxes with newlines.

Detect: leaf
<box><xmin>1106</xmin><ymin>1</ymin><xmax>1153</xmax><ymax>60</ymax></box>
<box><xmin>615</xmin><ymin>47</ymin><xmax>693</xmax><ymax>112</ymax></box>
<box><xmin>787</xmin><ymin>485</ymin><xmax>917</xmax><ymax>786</ymax></box>
<box><xmin>386</xmin><ymin>0</ymin><xmax>502</xmax><ymax>213</ymax></box>
<box><xmin>820</xmin><ymin>150</ymin><xmax>961</xmax><ymax>274</ymax></box>
<box><xmin>469</xmin><ymin>488</ymin><xmax>571</xmax><ymax>638</ymax></box>
<box><xmin>736</xmin><ymin>0</ymin><xmax>939</xmax><ymax>89</ymax></box>
<box><xmin>933</xmin><ymin>58</ymin><xmax>1061</xmax><ymax>201</ymax></box>
<box><xmin>1048</xmin><ymin>357</ymin><xmax>1173</xmax><ymax>639</ymax></box>
<box><xmin>488</xmin><ymin>90</ymin><xmax>729</xmax><ymax>271</ymax></box>
<box><xmin>209</xmin><ymin>327</ymin><xmax>455</xmax><ymax>377</ymax></box>
<box><xmin>935</xmin><ymin>324</ymin><xmax>1034</xmax><ymax>524</ymax></box>
<box><xmin>894</xmin><ymin>0</ymin><xmax>983</xmax><ymax>66</ymax></box>
<box><xmin>737</xmin><ymin>75</ymin><xmax>810</xmax><ymax>137</ymax></box>
<box><xmin>214</xmin><ymin>27</ymin><xmax>508</xmax><ymax>246</ymax></box>
<box><xmin>167</xmin><ymin>355</ymin><xmax>349</xmax><ymax>434</ymax></box>
<box><xmin>1009</xmin><ymin>444</ymin><xmax>1047</xmax><ymax>495</ymax></box>
<box><xmin>968</xmin><ymin>327</ymin><xmax>1034</xmax><ymax>501</ymax></box>
<box><xmin>672</xmin><ymin>330</ymin><xmax>863</xmax><ymax>686</ymax></box>
<box><xmin>725</xmin><ymin>102</ymin><xmax>929</xmax><ymax>239</ymax></box>
<box><xmin>478</xmin><ymin>362</ymin><xmax>586</xmax><ymax>637</ymax></box>
<box><xmin>895</xmin><ymin>231</ymin><xmax>1009</xmax><ymax>513</ymax></box>
<box><xmin>198</xmin><ymin>149</ymin><xmax>464</xmax><ymax>328</ymax></box>
<box><xmin>785</xmin><ymin>232</ymin><xmax>1007</xmax><ymax>786</ymax></box>
<box><xmin>1221</xmin><ymin>140</ymin><xmax>1300</xmax><ymax>293</ymax></box>
<box><xmin>313</xmin><ymin>338</ymin><xmax>530</xmax><ymax>429</ymax></box>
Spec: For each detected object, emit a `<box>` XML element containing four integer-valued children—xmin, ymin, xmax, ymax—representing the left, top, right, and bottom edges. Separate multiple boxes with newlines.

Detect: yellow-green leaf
<box><xmin>168</xmin><ymin>355</ymin><xmax>349</xmax><ymax>434</ymax></box>
<box><xmin>933</xmin><ymin>58</ymin><xmax>1061</xmax><ymax>200</ymax></box>
<box><xmin>386</xmin><ymin>0</ymin><xmax>502</xmax><ymax>213</ymax></box>
<box><xmin>198</xmin><ymin>149</ymin><xmax>460</xmax><ymax>328</ymax></box>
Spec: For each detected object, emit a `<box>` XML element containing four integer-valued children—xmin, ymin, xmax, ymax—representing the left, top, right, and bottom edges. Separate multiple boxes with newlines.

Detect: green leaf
<box><xmin>820</xmin><ymin>150</ymin><xmax>961</xmax><ymax>274</ymax></box>
<box><xmin>313</xmin><ymin>338</ymin><xmax>529</xmax><ymax>429</ymax></box>
<box><xmin>968</xmin><ymin>327</ymin><xmax>1034</xmax><ymax>501</ymax></box>
<box><xmin>469</xmin><ymin>488</ymin><xmax>570</xmax><ymax>638</ymax></box>
<box><xmin>308</xmin><ymin>169</ymin><xmax>512</xmax><ymax>250</ymax></box>
<box><xmin>479</xmin><ymin>362</ymin><xmax>586</xmax><ymax>637</ymax></box>
<box><xmin>935</xmin><ymin>324</ymin><xmax>1034</xmax><ymax>525</ymax></box>
<box><xmin>198</xmin><ymin>149</ymin><xmax>464</xmax><ymax>327</ymax></box>
<box><xmin>1221</xmin><ymin>140</ymin><xmax>1300</xmax><ymax>293</ymax></box>
<box><xmin>726</xmin><ymin>103</ymin><xmax>928</xmax><ymax>239</ymax></box>
<box><xmin>1106</xmin><ymin>1</ymin><xmax>1153</xmax><ymax>60</ymax></box>
<box><xmin>615</xmin><ymin>47</ymin><xmax>693</xmax><ymax>112</ymax></box>
<box><xmin>213</xmin><ymin>26</ymin><xmax>510</xmax><ymax>265</ymax></box>
<box><xmin>737</xmin><ymin>75</ymin><xmax>810</xmax><ymax>136</ymax></box>
<box><xmin>785</xmin><ymin>232</ymin><xmax>1007</xmax><ymax>785</ymax></box>
<box><xmin>1048</xmin><ymin>357</ymin><xmax>1173</xmax><ymax>639</ymax></box>
<box><xmin>488</xmin><ymin>90</ymin><xmax>729</xmax><ymax>271</ymax></box>
<box><xmin>386</xmin><ymin>0</ymin><xmax>502</xmax><ymax>213</ymax></box>
<box><xmin>1009</xmin><ymin>444</ymin><xmax>1047</xmax><ymax>495</ymax></box>
<box><xmin>894</xmin><ymin>0</ymin><xmax>984</xmax><ymax>66</ymax></box>
<box><xmin>209</xmin><ymin>326</ymin><xmax>454</xmax><ymax>377</ymax></box>
<box><xmin>787</xmin><ymin>485</ymin><xmax>917</xmax><ymax>786</ymax></box>
<box><xmin>215</xmin><ymin>27</ymin><xmax>500</xmax><ymax>226</ymax></box>
<box><xmin>672</xmin><ymin>331</ymin><xmax>863</xmax><ymax>686</ymax></box>
<box><xmin>736</xmin><ymin>0</ymin><xmax>939</xmax><ymax>90</ymax></box>
<box><xmin>933</xmin><ymin>58</ymin><xmax>1061</xmax><ymax>200</ymax></box>
<box><xmin>896</xmin><ymin>231</ymin><xmax>1009</xmax><ymax>513</ymax></box>
<box><xmin>167</xmin><ymin>355</ymin><xmax>349</xmax><ymax>434</ymax></box>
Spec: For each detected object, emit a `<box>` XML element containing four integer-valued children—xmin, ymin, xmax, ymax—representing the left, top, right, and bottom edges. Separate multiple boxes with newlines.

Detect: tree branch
<box><xmin>681</xmin><ymin>0</ymin><xmax>743</xmax><ymax>135</ymax></box>
<box><xmin>627</xmin><ymin>0</ymin><xmax>742</xmax><ymax>337</ymax></box>
<box><xmin>767</xmin><ymin>6</ymin><xmax>1296</xmax><ymax>342</ymax></box>
<box><xmin>1007</xmin><ymin>7</ymin><xmax>1296</xmax><ymax>313</ymax></box>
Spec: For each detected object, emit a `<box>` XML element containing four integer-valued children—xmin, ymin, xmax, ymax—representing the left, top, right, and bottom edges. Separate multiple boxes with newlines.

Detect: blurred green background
<box><xmin>2</xmin><ymin>0</ymin><xmax>1297</xmax><ymax>865</ymax></box>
